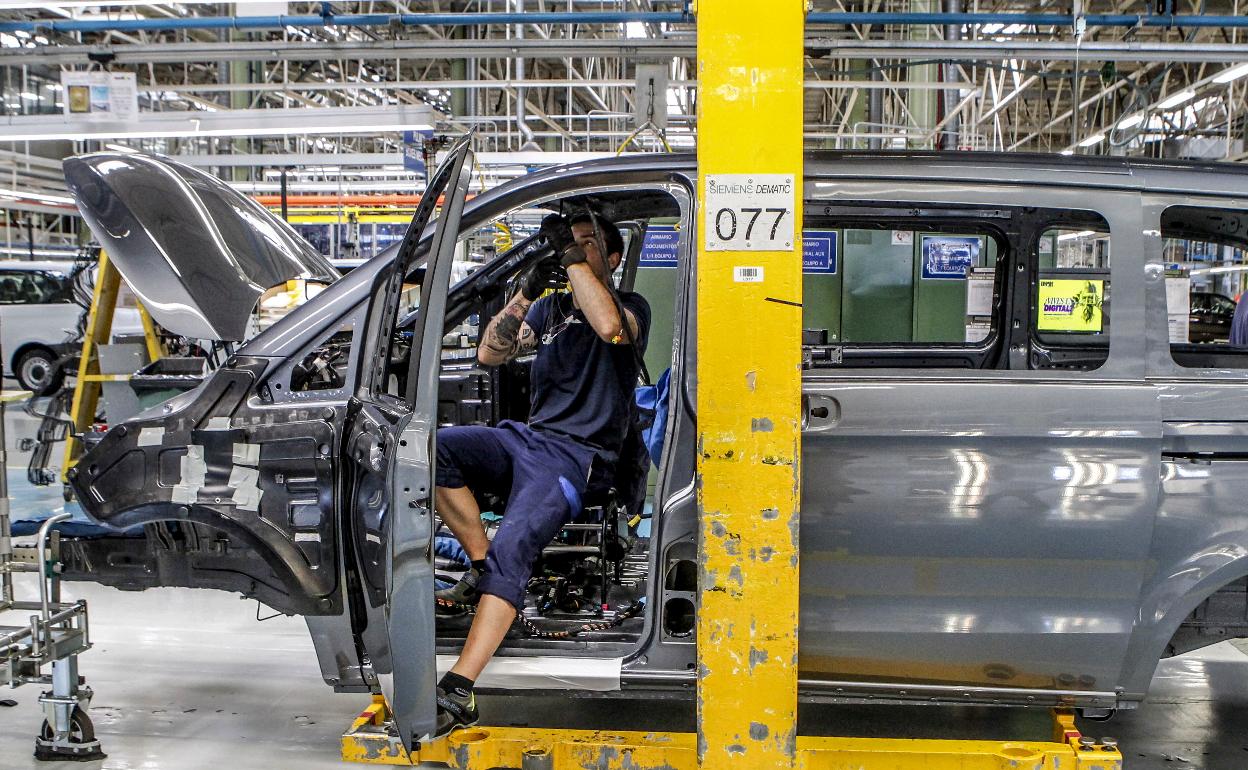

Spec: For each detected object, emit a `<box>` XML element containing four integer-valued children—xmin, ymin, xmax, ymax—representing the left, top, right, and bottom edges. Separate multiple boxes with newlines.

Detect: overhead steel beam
<box><xmin>11</xmin><ymin>36</ymin><xmax>1248</xmax><ymax>67</ymax></box>
<box><xmin>807</xmin><ymin>39</ymin><xmax>1248</xmax><ymax>63</ymax></box>
<box><xmin>1</xmin><ymin>10</ymin><xmax>1245</xmax><ymax>34</ymax></box>
<box><xmin>142</xmin><ymin>78</ymin><xmax>970</xmax><ymax>95</ymax></box>
<box><xmin>0</xmin><ymin>38</ymin><xmax>696</xmax><ymax>66</ymax></box>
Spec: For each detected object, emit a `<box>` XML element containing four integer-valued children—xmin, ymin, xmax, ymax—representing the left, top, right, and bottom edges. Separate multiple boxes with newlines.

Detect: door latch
<box><xmin>801</xmin><ymin>393</ymin><xmax>840</xmax><ymax>431</ymax></box>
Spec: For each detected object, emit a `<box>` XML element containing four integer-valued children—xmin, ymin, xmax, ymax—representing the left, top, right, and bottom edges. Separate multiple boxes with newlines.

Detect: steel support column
<box><xmin>695</xmin><ymin>1</ymin><xmax>804</xmax><ymax>768</ymax></box>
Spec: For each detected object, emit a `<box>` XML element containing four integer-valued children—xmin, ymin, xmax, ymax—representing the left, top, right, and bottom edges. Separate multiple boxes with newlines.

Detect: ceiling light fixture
<box><xmin>0</xmin><ymin>189</ymin><xmax>75</xmax><ymax>205</ymax></box>
<box><xmin>1117</xmin><ymin>114</ymin><xmax>1145</xmax><ymax>130</ymax></box>
<box><xmin>1157</xmin><ymin>89</ymin><xmax>1196</xmax><ymax>110</ymax></box>
<box><xmin>1213</xmin><ymin>63</ymin><xmax>1248</xmax><ymax>84</ymax></box>
<box><xmin>0</xmin><ymin>105</ymin><xmax>438</xmax><ymax>144</ymax></box>
<box><xmin>1078</xmin><ymin>133</ymin><xmax>1105</xmax><ymax>148</ymax></box>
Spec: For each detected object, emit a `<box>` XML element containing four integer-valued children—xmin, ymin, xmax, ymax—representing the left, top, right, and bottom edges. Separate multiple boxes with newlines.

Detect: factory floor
<box><xmin>2</xmin><ymin>410</ymin><xmax>1247</xmax><ymax>769</ymax></box>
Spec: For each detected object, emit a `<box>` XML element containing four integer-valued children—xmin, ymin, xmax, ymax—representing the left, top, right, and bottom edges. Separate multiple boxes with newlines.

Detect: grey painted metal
<box><xmin>0</xmin><ymin>38</ymin><xmax>695</xmax><ymax>66</ymax></box>
<box><xmin>808</xmin><ymin>39</ymin><xmax>1248</xmax><ymax>63</ymax></box>
<box><xmin>387</xmin><ymin>142</ymin><xmax>472</xmax><ymax>748</ymax></box>
<box><xmin>66</xmin><ymin>150</ymin><xmax>1248</xmax><ymax>713</ymax></box>
<box><xmin>8</xmin><ymin>37</ymin><xmax>1248</xmax><ymax>68</ymax></box>
<box><xmin>63</xmin><ymin>152</ymin><xmax>339</xmax><ymax>341</ymax></box>
<box><xmin>341</xmin><ymin>137</ymin><xmax>474</xmax><ymax>749</ymax></box>
<box><xmin>2</xmin><ymin>10</ymin><xmax>1245</xmax><ymax>34</ymax></box>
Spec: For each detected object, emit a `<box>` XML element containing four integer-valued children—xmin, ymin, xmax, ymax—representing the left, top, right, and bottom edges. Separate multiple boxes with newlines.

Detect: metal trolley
<box><xmin>0</xmin><ymin>388</ymin><xmax>104</xmax><ymax>761</ymax></box>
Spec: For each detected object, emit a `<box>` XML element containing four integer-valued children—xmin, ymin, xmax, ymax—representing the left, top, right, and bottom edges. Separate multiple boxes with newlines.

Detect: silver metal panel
<box><xmin>63</xmin><ymin>152</ymin><xmax>338</xmax><ymax>341</ymax></box>
<box><xmin>799</xmin><ymin>379</ymin><xmax>1161</xmax><ymax>693</ymax></box>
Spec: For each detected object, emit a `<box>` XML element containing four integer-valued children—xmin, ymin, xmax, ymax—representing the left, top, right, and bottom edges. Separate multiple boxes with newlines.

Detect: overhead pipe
<box><xmin>5</xmin><ymin>11</ymin><xmax>1248</xmax><ymax>35</ymax></box>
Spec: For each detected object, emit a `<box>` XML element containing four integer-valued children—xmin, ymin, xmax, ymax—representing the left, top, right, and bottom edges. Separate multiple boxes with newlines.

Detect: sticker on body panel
<box><xmin>705</xmin><ymin>174</ymin><xmax>795</xmax><ymax>252</ymax></box>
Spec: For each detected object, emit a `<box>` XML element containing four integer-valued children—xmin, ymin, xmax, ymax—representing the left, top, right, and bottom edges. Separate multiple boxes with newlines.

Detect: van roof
<box><xmin>502</xmin><ymin>150</ymin><xmax>1248</xmax><ymax>199</ymax></box>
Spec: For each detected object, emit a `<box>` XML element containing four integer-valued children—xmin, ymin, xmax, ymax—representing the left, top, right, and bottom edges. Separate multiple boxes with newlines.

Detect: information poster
<box><xmin>639</xmin><ymin>225</ymin><xmax>680</xmax><ymax>268</ymax></box>
<box><xmin>401</xmin><ymin>129</ymin><xmax>432</xmax><ymax>180</ymax></box>
<box><xmin>802</xmin><ymin>230</ymin><xmax>838</xmax><ymax>274</ymax></box>
<box><xmin>1165</xmin><ymin>276</ymin><xmax>1191</xmax><ymax>343</ymax></box>
<box><xmin>61</xmin><ymin>71</ymin><xmax>138</xmax><ymax>120</ymax></box>
<box><xmin>965</xmin><ymin>273</ymin><xmax>994</xmax><ymax>315</ymax></box>
<box><xmin>1037</xmin><ymin>278</ymin><xmax>1105</xmax><ymax>333</ymax></box>
<box><xmin>921</xmin><ymin>235</ymin><xmax>980</xmax><ymax>279</ymax></box>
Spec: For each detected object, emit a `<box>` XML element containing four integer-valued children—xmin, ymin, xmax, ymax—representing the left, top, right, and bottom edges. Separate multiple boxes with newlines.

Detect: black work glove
<box><xmin>520</xmin><ymin>256</ymin><xmax>567</xmax><ymax>302</ymax></box>
<box><xmin>539</xmin><ymin>214</ymin><xmax>588</xmax><ymax>268</ymax></box>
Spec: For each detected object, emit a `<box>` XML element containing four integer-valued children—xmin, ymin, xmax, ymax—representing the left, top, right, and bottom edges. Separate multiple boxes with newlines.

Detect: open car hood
<box><xmin>64</xmin><ymin>152</ymin><xmax>339</xmax><ymax>341</ymax></box>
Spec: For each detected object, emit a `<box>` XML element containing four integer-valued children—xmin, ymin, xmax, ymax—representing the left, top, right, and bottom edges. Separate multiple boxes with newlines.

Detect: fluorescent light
<box><xmin>0</xmin><ymin>247</ymin><xmax>77</xmax><ymax>258</ymax></box>
<box><xmin>1213</xmin><ymin>63</ymin><xmax>1248</xmax><ymax>85</ymax></box>
<box><xmin>1059</xmin><ymin>149</ymin><xmax>1074</xmax><ymax>156</ymax></box>
<box><xmin>1157</xmin><ymin>89</ymin><xmax>1196</xmax><ymax>110</ymax></box>
<box><xmin>1058</xmin><ymin>230</ymin><xmax>1097</xmax><ymax>241</ymax></box>
<box><xmin>2</xmin><ymin>1</ymin><xmax>219</xmax><ymax>7</ymax></box>
<box><xmin>1078</xmin><ymin>133</ymin><xmax>1105</xmax><ymax>148</ymax></box>
<box><xmin>0</xmin><ymin>189</ymin><xmax>75</xmax><ymax>205</ymax></box>
<box><xmin>262</xmin><ymin>168</ymin><xmax>421</xmax><ymax>179</ymax></box>
<box><xmin>1117</xmin><ymin>113</ymin><xmax>1145</xmax><ymax>130</ymax></box>
<box><xmin>0</xmin><ymin>105</ymin><xmax>438</xmax><ymax>143</ymax></box>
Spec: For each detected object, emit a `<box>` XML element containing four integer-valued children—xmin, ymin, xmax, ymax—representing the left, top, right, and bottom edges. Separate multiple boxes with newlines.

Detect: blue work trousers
<box><xmin>435</xmin><ymin>420</ymin><xmax>605</xmax><ymax>610</ymax></box>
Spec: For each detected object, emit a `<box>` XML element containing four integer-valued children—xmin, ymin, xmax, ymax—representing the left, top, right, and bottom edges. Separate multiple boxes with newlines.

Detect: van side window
<box><xmin>0</xmin><ymin>270</ymin><xmax>67</xmax><ymax>305</ymax></box>
<box><xmin>1162</xmin><ymin>205</ymin><xmax>1248</xmax><ymax>369</ymax></box>
<box><xmin>1028</xmin><ymin>220</ymin><xmax>1111</xmax><ymax>371</ymax></box>
<box><xmin>801</xmin><ymin>206</ymin><xmax>1008</xmax><ymax>369</ymax></box>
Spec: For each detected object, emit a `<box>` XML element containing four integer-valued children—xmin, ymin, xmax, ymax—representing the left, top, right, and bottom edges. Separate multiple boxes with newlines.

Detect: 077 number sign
<box><xmin>713</xmin><ymin>207</ymin><xmax>788</xmax><ymax>243</ymax></box>
<box><xmin>704</xmin><ymin>174</ymin><xmax>796</xmax><ymax>252</ymax></box>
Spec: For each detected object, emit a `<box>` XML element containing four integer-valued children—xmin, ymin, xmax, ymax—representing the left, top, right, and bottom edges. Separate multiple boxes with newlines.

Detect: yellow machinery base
<box><xmin>341</xmin><ymin>695</ymin><xmax>1122</xmax><ymax>769</ymax></box>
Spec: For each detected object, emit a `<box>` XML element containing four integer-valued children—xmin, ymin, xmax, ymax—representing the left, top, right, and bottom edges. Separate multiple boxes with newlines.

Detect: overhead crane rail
<box><xmin>3</xmin><ymin>10</ymin><xmax>1248</xmax><ymax>35</ymax></box>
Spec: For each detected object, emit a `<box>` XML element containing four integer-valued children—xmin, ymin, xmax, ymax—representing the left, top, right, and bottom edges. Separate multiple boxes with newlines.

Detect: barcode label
<box><xmin>734</xmin><ymin>266</ymin><xmax>764</xmax><ymax>283</ymax></box>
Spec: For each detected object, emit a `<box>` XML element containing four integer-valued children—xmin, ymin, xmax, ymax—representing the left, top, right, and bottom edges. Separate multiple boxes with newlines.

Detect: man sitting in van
<box><xmin>430</xmin><ymin>212</ymin><xmax>650</xmax><ymax>737</ymax></box>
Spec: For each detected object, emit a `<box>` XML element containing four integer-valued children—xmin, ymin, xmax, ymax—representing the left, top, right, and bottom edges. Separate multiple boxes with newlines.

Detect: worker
<box><xmin>429</xmin><ymin>212</ymin><xmax>650</xmax><ymax>737</ymax></box>
<box><xmin>1232</xmin><ymin>290</ymin><xmax>1248</xmax><ymax>346</ymax></box>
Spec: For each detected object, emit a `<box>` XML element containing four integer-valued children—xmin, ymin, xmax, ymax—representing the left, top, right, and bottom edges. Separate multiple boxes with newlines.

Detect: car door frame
<box><xmin>340</xmin><ymin>137</ymin><xmax>474</xmax><ymax>749</ymax></box>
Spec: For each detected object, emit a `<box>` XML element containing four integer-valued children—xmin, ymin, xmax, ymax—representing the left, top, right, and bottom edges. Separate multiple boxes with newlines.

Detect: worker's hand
<box><xmin>539</xmin><ymin>214</ymin><xmax>587</xmax><ymax>268</ymax></box>
<box><xmin>520</xmin><ymin>256</ymin><xmax>567</xmax><ymax>301</ymax></box>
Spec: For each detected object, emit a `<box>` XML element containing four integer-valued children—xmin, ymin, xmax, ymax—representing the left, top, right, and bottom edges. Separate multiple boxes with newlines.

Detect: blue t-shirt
<box><xmin>524</xmin><ymin>291</ymin><xmax>650</xmax><ymax>463</ymax></box>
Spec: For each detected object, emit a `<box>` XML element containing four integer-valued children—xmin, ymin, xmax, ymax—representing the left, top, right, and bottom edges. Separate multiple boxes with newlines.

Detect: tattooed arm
<box><xmin>478</xmin><ymin>290</ymin><xmax>539</xmax><ymax>366</ymax></box>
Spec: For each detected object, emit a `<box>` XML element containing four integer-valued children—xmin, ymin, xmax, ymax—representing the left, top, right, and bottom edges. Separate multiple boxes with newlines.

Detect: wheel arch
<box><xmin>1119</xmin><ymin>537</ymin><xmax>1248</xmax><ymax>694</ymax></box>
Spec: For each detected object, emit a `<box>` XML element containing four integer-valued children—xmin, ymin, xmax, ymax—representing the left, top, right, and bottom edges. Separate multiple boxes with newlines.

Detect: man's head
<box><xmin>568</xmin><ymin>213</ymin><xmax>624</xmax><ymax>274</ymax></box>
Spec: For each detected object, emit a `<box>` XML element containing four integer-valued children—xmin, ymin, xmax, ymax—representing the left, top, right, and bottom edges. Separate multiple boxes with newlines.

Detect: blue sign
<box><xmin>639</xmin><ymin>225</ymin><xmax>680</xmax><ymax>267</ymax></box>
<box><xmin>401</xmin><ymin>129</ymin><xmax>433</xmax><ymax>177</ymax></box>
<box><xmin>921</xmin><ymin>235</ymin><xmax>980</xmax><ymax>279</ymax></box>
<box><xmin>802</xmin><ymin>230</ymin><xmax>838</xmax><ymax>274</ymax></box>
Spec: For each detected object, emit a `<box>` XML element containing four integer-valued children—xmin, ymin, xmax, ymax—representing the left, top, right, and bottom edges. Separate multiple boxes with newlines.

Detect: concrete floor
<box><xmin>2</xmin><ymin>407</ymin><xmax>1247</xmax><ymax>768</ymax></box>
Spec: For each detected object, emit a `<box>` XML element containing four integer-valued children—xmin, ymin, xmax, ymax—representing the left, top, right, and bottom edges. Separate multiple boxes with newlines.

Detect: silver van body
<box><xmin>62</xmin><ymin>150</ymin><xmax>1248</xmax><ymax>733</ymax></box>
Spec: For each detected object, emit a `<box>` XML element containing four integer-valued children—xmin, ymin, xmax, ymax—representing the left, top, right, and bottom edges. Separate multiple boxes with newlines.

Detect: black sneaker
<box><xmin>435</xmin><ymin>569</ymin><xmax>481</xmax><ymax>615</ymax></box>
<box><xmin>433</xmin><ymin>685</ymin><xmax>479</xmax><ymax>739</ymax></box>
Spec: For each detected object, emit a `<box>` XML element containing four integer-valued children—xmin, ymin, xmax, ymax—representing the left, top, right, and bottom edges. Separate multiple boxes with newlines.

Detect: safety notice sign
<box><xmin>704</xmin><ymin>174</ymin><xmax>796</xmax><ymax>252</ymax></box>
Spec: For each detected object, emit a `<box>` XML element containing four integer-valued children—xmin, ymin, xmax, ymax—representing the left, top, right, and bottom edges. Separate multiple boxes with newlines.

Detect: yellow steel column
<box><xmin>695</xmin><ymin>2</ymin><xmax>805</xmax><ymax>768</ymax></box>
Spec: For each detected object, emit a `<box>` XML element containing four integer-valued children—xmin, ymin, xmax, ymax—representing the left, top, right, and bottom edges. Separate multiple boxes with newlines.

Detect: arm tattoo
<box><xmin>516</xmin><ymin>321</ymin><xmax>537</xmax><ymax>354</ymax></box>
<box><xmin>481</xmin><ymin>300</ymin><xmax>530</xmax><ymax>361</ymax></box>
